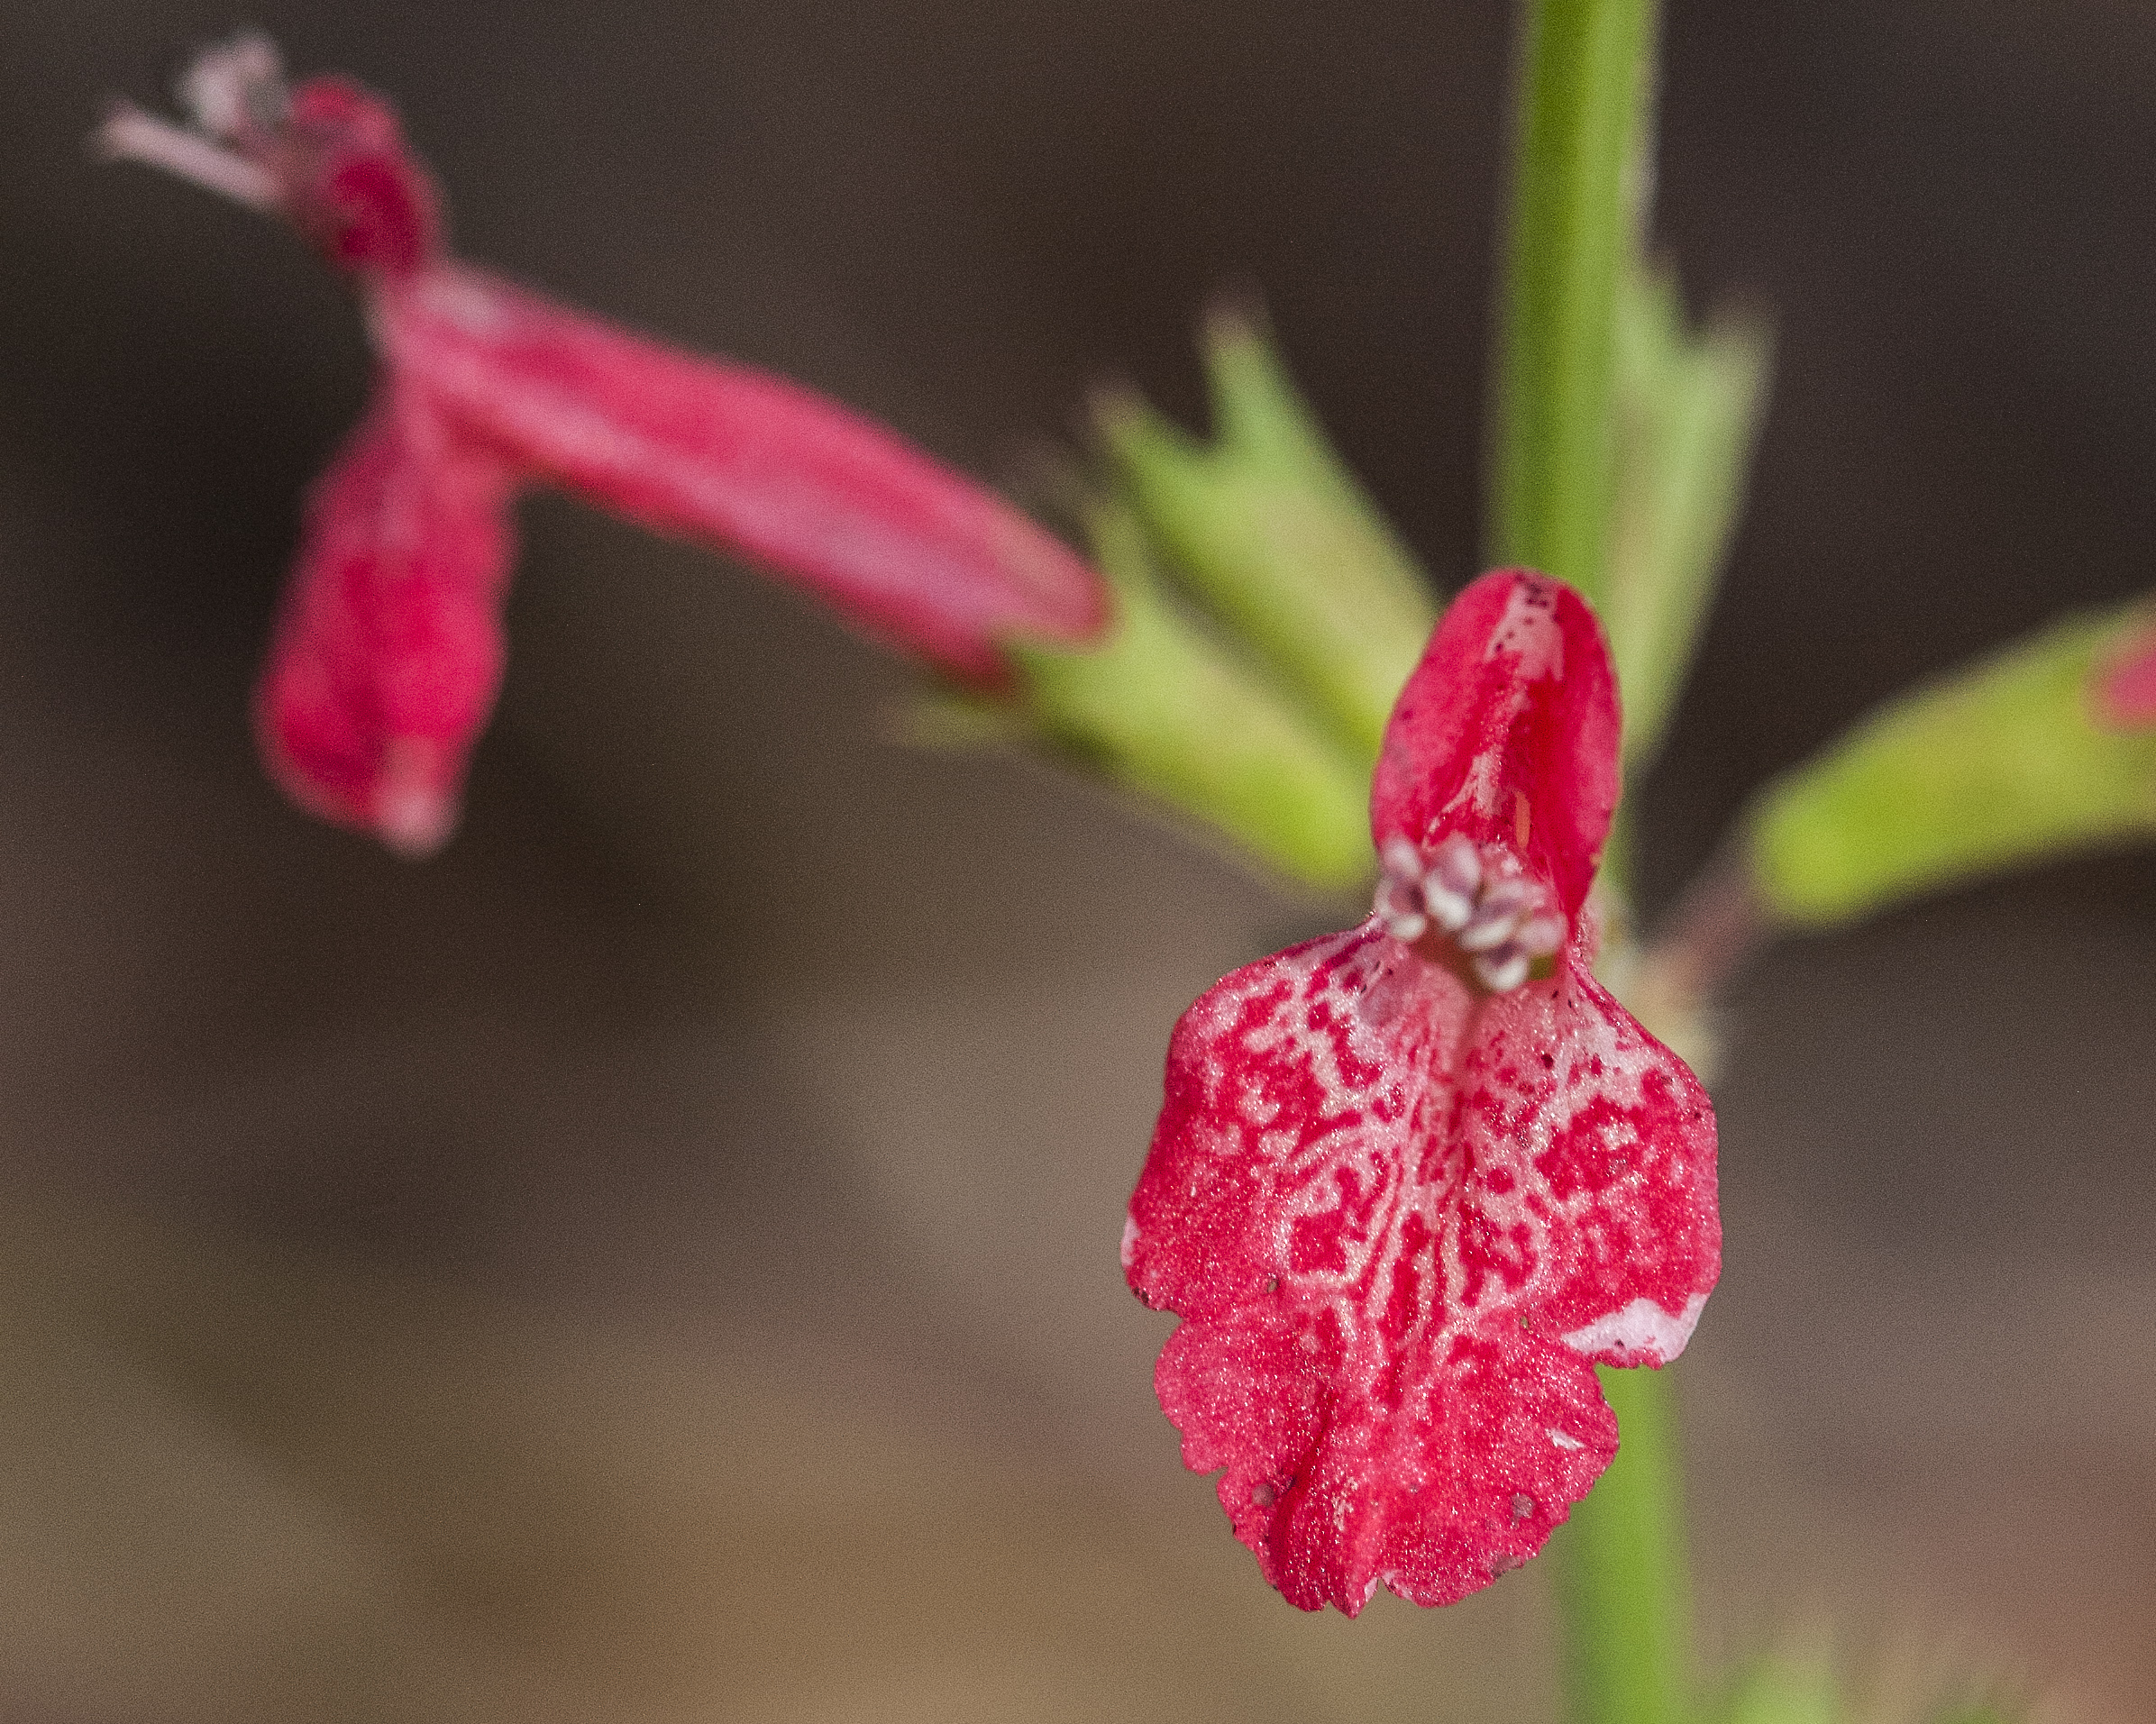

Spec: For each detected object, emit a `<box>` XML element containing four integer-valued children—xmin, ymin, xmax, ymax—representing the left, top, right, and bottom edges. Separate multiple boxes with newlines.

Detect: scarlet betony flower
<box><xmin>101</xmin><ymin>36</ymin><xmax>1107</xmax><ymax>853</ymax></box>
<box><xmin>1123</xmin><ymin>569</ymin><xmax>1720</xmax><ymax>1615</ymax></box>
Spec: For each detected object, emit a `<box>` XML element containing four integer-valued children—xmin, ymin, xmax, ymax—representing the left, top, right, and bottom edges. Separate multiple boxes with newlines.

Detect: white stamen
<box><xmin>1373</xmin><ymin>834</ymin><xmax>1562</xmax><ymax>992</ymax></box>
<box><xmin>178</xmin><ymin>32</ymin><xmax>287</xmax><ymax>140</ymax></box>
<box><xmin>96</xmin><ymin>105</ymin><xmax>282</xmax><ymax>210</ymax></box>
<box><xmin>1382</xmin><ymin>908</ymin><xmax>1429</xmax><ymax>943</ymax></box>
<box><xmin>1375</xmin><ymin>836</ymin><xmax>1434</xmax><ymax>941</ymax></box>
<box><xmin>1513</xmin><ymin>913</ymin><xmax>1565</xmax><ymax>958</ymax></box>
<box><xmin>1420</xmin><ymin>877</ymin><xmax>1474</xmax><ymax>931</ymax></box>
<box><xmin>1457</xmin><ymin>908</ymin><xmax>1520</xmax><ymax>952</ymax></box>
<box><xmin>1549</xmin><ymin>1428</ymin><xmax>1585</xmax><ymax>1452</ymax></box>
<box><xmin>1474</xmin><ymin>948</ymin><xmax>1530</xmax><ymax>992</ymax></box>
<box><xmin>1426</xmin><ymin>834</ymin><xmax>1482</xmax><ymax>902</ymax></box>
<box><xmin>1458</xmin><ymin>878</ymin><xmax>1534</xmax><ymax>951</ymax></box>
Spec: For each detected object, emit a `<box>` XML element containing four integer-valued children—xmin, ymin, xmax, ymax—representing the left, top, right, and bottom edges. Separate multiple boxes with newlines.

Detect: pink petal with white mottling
<box><xmin>1128</xmin><ymin>924</ymin><xmax>1716</xmax><ymax>1613</ymax></box>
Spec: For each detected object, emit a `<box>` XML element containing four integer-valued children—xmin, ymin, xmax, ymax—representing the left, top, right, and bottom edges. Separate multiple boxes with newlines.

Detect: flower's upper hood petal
<box><xmin>1372</xmin><ymin>570</ymin><xmax>1620</xmax><ymax>917</ymax></box>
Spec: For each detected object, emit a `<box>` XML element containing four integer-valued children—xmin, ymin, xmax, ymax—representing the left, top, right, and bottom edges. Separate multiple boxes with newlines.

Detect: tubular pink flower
<box><xmin>100</xmin><ymin>37</ymin><xmax>1107</xmax><ymax>851</ymax></box>
<box><xmin>1123</xmin><ymin>570</ymin><xmax>1720</xmax><ymax>1616</ymax></box>
<box><xmin>373</xmin><ymin>265</ymin><xmax>1104</xmax><ymax>684</ymax></box>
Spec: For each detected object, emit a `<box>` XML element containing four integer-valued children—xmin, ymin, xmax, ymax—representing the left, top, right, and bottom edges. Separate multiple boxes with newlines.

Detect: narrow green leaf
<box><xmin>1094</xmin><ymin>308</ymin><xmax>1435</xmax><ymax>763</ymax></box>
<box><xmin>1006</xmin><ymin>495</ymin><xmax>1375</xmax><ymax>893</ymax></box>
<box><xmin>1749</xmin><ymin>600</ymin><xmax>2156</xmax><ymax>927</ymax></box>
<box><xmin>1604</xmin><ymin>261</ymin><xmax>1772</xmax><ymax>765</ymax></box>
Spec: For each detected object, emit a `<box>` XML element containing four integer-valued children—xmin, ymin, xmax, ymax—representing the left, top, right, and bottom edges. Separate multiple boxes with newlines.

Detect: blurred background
<box><xmin>2</xmin><ymin>1</ymin><xmax>2153</xmax><ymax>1719</ymax></box>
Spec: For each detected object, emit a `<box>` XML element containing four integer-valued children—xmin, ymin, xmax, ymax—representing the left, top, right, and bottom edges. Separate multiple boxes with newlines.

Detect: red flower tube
<box><xmin>100</xmin><ymin>36</ymin><xmax>1107</xmax><ymax>850</ymax></box>
<box><xmin>1123</xmin><ymin>570</ymin><xmax>1720</xmax><ymax>1615</ymax></box>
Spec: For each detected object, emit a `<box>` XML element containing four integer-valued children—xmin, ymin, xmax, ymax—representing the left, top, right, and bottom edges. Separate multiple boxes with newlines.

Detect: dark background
<box><xmin>1</xmin><ymin>3</ymin><xmax>2151</xmax><ymax>1719</ymax></box>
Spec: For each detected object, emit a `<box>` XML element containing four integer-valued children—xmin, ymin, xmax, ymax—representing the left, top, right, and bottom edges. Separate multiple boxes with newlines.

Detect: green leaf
<box><xmin>1093</xmin><ymin>306</ymin><xmax>1436</xmax><ymax>763</ymax></box>
<box><xmin>1004</xmin><ymin>492</ymin><xmax>1375</xmax><ymax>893</ymax></box>
<box><xmin>1749</xmin><ymin>599</ymin><xmax>2156</xmax><ymax>927</ymax></box>
<box><xmin>1604</xmin><ymin>261</ymin><xmax>1772</xmax><ymax>766</ymax></box>
<box><xmin>1698</xmin><ymin>1656</ymin><xmax>1843</xmax><ymax>1724</ymax></box>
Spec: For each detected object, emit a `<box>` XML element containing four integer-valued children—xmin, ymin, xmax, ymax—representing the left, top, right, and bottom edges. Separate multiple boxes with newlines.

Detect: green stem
<box><xmin>1489</xmin><ymin>4</ymin><xmax>1695</xmax><ymax>1723</ymax></box>
<box><xmin>1551</xmin><ymin>1366</ymin><xmax>1695</xmax><ymax>1724</ymax></box>
<box><xmin>1488</xmin><ymin>0</ymin><xmax>1658</xmax><ymax>609</ymax></box>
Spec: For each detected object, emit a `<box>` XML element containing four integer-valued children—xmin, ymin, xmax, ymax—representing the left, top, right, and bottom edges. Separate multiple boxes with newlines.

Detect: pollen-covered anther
<box><xmin>1375</xmin><ymin>835</ymin><xmax>1432</xmax><ymax>942</ymax></box>
<box><xmin>1373</xmin><ymin>834</ymin><xmax>1564</xmax><ymax>993</ymax></box>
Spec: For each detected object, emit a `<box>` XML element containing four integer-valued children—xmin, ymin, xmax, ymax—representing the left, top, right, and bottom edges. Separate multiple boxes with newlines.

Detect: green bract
<box><xmin>1603</xmin><ymin>263</ymin><xmax>1771</xmax><ymax>766</ymax></box>
<box><xmin>1704</xmin><ymin>1656</ymin><xmax>1841</xmax><ymax>1724</ymax></box>
<box><xmin>1093</xmin><ymin>307</ymin><xmax>1436</xmax><ymax>763</ymax></box>
<box><xmin>1000</xmin><ymin>496</ymin><xmax>1373</xmax><ymax>892</ymax></box>
<box><xmin>1749</xmin><ymin>600</ymin><xmax>2156</xmax><ymax>927</ymax></box>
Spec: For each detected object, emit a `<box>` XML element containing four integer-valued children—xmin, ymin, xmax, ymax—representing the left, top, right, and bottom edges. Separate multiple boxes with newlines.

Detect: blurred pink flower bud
<box><xmin>2097</xmin><ymin>616</ymin><xmax>2156</xmax><ymax>727</ymax></box>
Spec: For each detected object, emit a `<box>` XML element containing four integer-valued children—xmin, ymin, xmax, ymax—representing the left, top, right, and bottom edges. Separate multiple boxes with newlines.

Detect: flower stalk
<box><xmin>1488</xmin><ymin>0</ymin><xmax>1658</xmax><ymax>612</ymax></box>
<box><xmin>1490</xmin><ymin>5</ymin><xmax>1700</xmax><ymax>1724</ymax></box>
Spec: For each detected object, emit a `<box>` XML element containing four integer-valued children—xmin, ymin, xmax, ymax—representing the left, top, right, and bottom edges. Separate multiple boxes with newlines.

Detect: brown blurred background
<box><xmin>1</xmin><ymin>2</ymin><xmax>2153</xmax><ymax>1719</ymax></box>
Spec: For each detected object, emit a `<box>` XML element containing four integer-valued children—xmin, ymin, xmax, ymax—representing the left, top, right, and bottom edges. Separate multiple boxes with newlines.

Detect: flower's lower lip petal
<box><xmin>254</xmin><ymin>387</ymin><xmax>517</xmax><ymax>848</ymax></box>
<box><xmin>378</xmin><ymin>266</ymin><xmax>1110</xmax><ymax>682</ymax></box>
<box><xmin>1163</xmin><ymin>1307</ymin><xmax>1619</xmax><ymax>1612</ymax></box>
<box><xmin>1126</xmin><ymin>916</ymin><xmax>1718</xmax><ymax>1614</ymax></box>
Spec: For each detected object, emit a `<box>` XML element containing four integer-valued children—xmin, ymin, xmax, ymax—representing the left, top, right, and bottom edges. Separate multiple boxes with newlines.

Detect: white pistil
<box><xmin>96</xmin><ymin>104</ymin><xmax>281</xmax><ymax>211</ymax></box>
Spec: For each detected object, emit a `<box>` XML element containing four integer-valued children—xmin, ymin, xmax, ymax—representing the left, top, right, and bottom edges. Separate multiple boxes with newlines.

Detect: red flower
<box><xmin>102</xmin><ymin>37</ymin><xmax>1106</xmax><ymax>851</ymax></box>
<box><xmin>1123</xmin><ymin>569</ymin><xmax>1720</xmax><ymax>1615</ymax></box>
